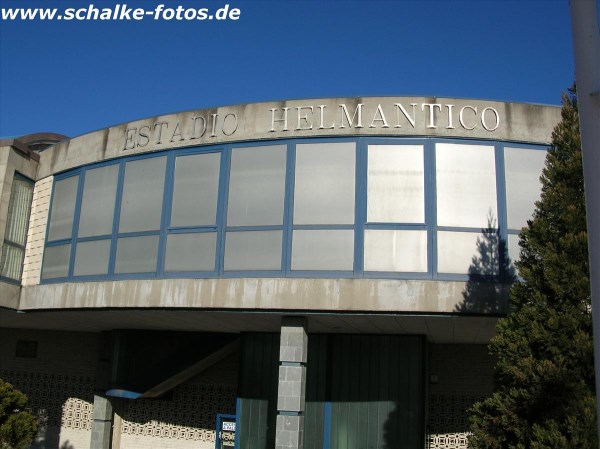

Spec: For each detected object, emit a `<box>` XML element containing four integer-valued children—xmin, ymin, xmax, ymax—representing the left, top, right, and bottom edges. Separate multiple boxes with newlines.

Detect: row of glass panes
<box><xmin>41</xmin><ymin>139</ymin><xmax>546</xmax><ymax>280</ymax></box>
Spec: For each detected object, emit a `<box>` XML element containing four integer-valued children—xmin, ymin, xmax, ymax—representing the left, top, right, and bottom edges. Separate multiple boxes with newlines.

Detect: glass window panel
<box><xmin>78</xmin><ymin>165</ymin><xmax>119</xmax><ymax>237</ymax></box>
<box><xmin>436</xmin><ymin>144</ymin><xmax>497</xmax><ymax>228</ymax></box>
<box><xmin>73</xmin><ymin>240</ymin><xmax>111</xmax><ymax>276</ymax></box>
<box><xmin>41</xmin><ymin>244</ymin><xmax>71</xmax><ymax>279</ymax></box>
<box><xmin>114</xmin><ymin>235</ymin><xmax>159</xmax><ymax>274</ymax></box>
<box><xmin>367</xmin><ymin>145</ymin><xmax>425</xmax><ymax>223</ymax></box>
<box><xmin>294</xmin><ymin>142</ymin><xmax>355</xmax><ymax>225</ymax></box>
<box><xmin>171</xmin><ymin>153</ymin><xmax>220</xmax><ymax>227</ymax></box>
<box><xmin>508</xmin><ymin>234</ymin><xmax>521</xmax><ymax>274</ymax></box>
<box><xmin>119</xmin><ymin>157</ymin><xmax>166</xmax><ymax>233</ymax></box>
<box><xmin>227</xmin><ymin>145</ymin><xmax>286</xmax><ymax>226</ymax></box>
<box><xmin>165</xmin><ymin>233</ymin><xmax>216</xmax><ymax>272</ymax></box>
<box><xmin>364</xmin><ymin>230</ymin><xmax>427</xmax><ymax>272</ymax></box>
<box><xmin>437</xmin><ymin>231</ymin><xmax>498</xmax><ymax>275</ymax></box>
<box><xmin>291</xmin><ymin>230</ymin><xmax>354</xmax><ymax>271</ymax></box>
<box><xmin>0</xmin><ymin>245</ymin><xmax>24</xmax><ymax>280</ymax></box>
<box><xmin>505</xmin><ymin>148</ymin><xmax>546</xmax><ymax>229</ymax></box>
<box><xmin>224</xmin><ymin>231</ymin><xmax>282</xmax><ymax>271</ymax></box>
<box><xmin>48</xmin><ymin>176</ymin><xmax>78</xmax><ymax>241</ymax></box>
<box><xmin>5</xmin><ymin>176</ymin><xmax>34</xmax><ymax>246</ymax></box>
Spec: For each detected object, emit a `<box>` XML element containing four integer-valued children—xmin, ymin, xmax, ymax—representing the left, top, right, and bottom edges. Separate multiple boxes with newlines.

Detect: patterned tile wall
<box><xmin>427</xmin><ymin>344</ymin><xmax>495</xmax><ymax>449</ymax></box>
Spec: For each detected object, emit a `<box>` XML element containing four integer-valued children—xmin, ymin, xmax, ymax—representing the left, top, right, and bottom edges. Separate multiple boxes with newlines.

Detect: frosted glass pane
<box><xmin>437</xmin><ymin>231</ymin><xmax>498</xmax><ymax>275</ymax></box>
<box><xmin>41</xmin><ymin>244</ymin><xmax>71</xmax><ymax>279</ymax></box>
<box><xmin>0</xmin><ymin>245</ymin><xmax>24</xmax><ymax>280</ymax></box>
<box><xmin>505</xmin><ymin>148</ymin><xmax>546</xmax><ymax>229</ymax></box>
<box><xmin>119</xmin><ymin>157</ymin><xmax>166</xmax><ymax>233</ymax></box>
<box><xmin>508</xmin><ymin>234</ymin><xmax>521</xmax><ymax>269</ymax></box>
<box><xmin>48</xmin><ymin>176</ymin><xmax>78</xmax><ymax>241</ymax></box>
<box><xmin>291</xmin><ymin>230</ymin><xmax>354</xmax><ymax>271</ymax></box>
<box><xmin>227</xmin><ymin>145</ymin><xmax>286</xmax><ymax>226</ymax></box>
<box><xmin>114</xmin><ymin>235</ymin><xmax>159</xmax><ymax>273</ymax></box>
<box><xmin>436</xmin><ymin>144</ymin><xmax>497</xmax><ymax>228</ymax></box>
<box><xmin>294</xmin><ymin>142</ymin><xmax>355</xmax><ymax>225</ymax></box>
<box><xmin>171</xmin><ymin>153</ymin><xmax>220</xmax><ymax>227</ymax></box>
<box><xmin>165</xmin><ymin>233</ymin><xmax>216</xmax><ymax>272</ymax></box>
<box><xmin>367</xmin><ymin>145</ymin><xmax>424</xmax><ymax>223</ymax></box>
<box><xmin>5</xmin><ymin>177</ymin><xmax>33</xmax><ymax>246</ymax></box>
<box><xmin>78</xmin><ymin>165</ymin><xmax>119</xmax><ymax>237</ymax></box>
<box><xmin>364</xmin><ymin>230</ymin><xmax>427</xmax><ymax>272</ymax></box>
<box><xmin>74</xmin><ymin>240</ymin><xmax>110</xmax><ymax>276</ymax></box>
<box><xmin>224</xmin><ymin>231</ymin><xmax>282</xmax><ymax>271</ymax></box>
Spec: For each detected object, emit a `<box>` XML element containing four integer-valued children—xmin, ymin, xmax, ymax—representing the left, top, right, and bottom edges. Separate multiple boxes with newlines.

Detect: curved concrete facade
<box><xmin>1</xmin><ymin>97</ymin><xmax>561</xmax><ymax>328</ymax></box>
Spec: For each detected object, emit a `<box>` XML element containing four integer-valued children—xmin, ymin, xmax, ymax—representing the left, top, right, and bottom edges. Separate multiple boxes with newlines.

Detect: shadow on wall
<box><xmin>0</xmin><ymin>370</ymin><xmax>94</xmax><ymax>449</ymax></box>
<box><xmin>111</xmin><ymin>353</ymin><xmax>238</xmax><ymax>445</ymax></box>
<box><xmin>383</xmin><ymin>404</ymin><xmax>399</xmax><ymax>449</ymax></box>
<box><xmin>455</xmin><ymin>214</ymin><xmax>516</xmax><ymax>314</ymax></box>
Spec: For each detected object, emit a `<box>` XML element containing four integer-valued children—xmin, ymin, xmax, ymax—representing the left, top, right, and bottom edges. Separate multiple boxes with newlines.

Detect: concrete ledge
<box><xmin>19</xmin><ymin>278</ymin><xmax>508</xmax><ymax>315</ymax></box>
<box><xmin>0</xmin><ymin>282</ymin><xmax>21</xmax><ymax>309</ymax></box>
<box><xmin>36</xmin><ymin>97</ymin><xmax>561</xmax><ymax>179</ymax></box>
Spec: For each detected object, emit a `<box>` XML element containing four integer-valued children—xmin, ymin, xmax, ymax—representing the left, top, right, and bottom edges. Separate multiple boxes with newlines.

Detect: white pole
<box><xmin>569</xmin><ymin>0</ymin><xmax>600</xmax><ymax>443</ymax></box>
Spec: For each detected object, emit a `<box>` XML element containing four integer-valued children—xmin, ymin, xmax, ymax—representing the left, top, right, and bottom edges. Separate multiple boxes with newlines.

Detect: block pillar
<box><xmin>90</xmin><ymin>331</ymin><xmax>115</xmax><ymax>449</ymax></box>
<box><xmin>276</xmin><ymin>317</ymin><xmax>308</xmax><ymax>449</ymax></box>
<box><xmin>90</xmin><ymin>394</ymin><xmax>113</xmax><ymax>449</ymax></box>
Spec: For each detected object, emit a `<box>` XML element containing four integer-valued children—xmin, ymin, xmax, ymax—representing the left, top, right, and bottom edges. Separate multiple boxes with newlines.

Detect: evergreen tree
<box><xmin>468</xmin><ymin>88</ymin><xmax>597</xmax><ymax>449</ymax></box>
<box><xmin>0</xmin><ymin>379</ymin><xmax>38</xmax><ymax>449</ymax></box>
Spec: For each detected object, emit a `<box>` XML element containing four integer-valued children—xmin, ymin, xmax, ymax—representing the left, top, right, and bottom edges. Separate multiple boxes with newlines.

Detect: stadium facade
<box><xmin>0</xmin><ymin>97</ymin><xmax>561</xmax><ymax>449</ymax></box>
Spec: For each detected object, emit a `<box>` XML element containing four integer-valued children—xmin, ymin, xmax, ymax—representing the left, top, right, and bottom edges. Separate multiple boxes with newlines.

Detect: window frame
<box><xmin>40</xmin><ymin>138</ymin><xmax>547</xmax><ymax>284</ymax></box>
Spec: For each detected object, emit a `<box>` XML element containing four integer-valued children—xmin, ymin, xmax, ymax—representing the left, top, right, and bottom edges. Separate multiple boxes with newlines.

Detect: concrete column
<box><xmin>90</xmin><ymin>332</ymin><xmax>116</xmax><ymax>449</ymax></box>
<box><xmin>276</xmin><ymin>317</ymin><xmax>308</xmax><ymax>449</ymax></box>
<box><xmin>90</xmin><ymin>394</ymin><xmax>113</xmax><ymax>449</ymax></box>
<box><xmin>570</xmin><ymin>1</ymin><xmax>600</xmax><ymax>441</ymax></box>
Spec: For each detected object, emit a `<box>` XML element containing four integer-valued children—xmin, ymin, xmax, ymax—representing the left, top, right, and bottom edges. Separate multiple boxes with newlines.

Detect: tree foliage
<box><xmin>468</xmin><ymin>88</ymin><xmax>597</xmax><ymax>449</ymax></box>
<box><xmin>0</xmin><ymin>379</ymin><xmax>38</xmax><ymax>449</ymax></box>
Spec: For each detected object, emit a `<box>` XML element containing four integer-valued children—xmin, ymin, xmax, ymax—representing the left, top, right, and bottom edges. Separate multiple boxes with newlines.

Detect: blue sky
<box><xmin>0</xmin><ymin>0</ymin><xmax>574</xmax><ymax>138</ymax></box>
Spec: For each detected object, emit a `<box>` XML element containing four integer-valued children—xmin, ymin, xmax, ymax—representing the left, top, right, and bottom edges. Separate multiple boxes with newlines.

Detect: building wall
<box><xmin>22</xmin><ymin>176</ymin><xmax>52</xmax><ymax>286</ymax></box>
<box><xmin>428</xmin><ymin>344</ymin><xmax>495</xmax><ymax>449</ymax></box>
<box><xmin>114</xmin><ymin>353</ymin><xmax>238</xmax><ymax>449</ymax></box>
<box><xmin>35</xmin><ymin>98</ymin><xmax>560</xmax><ymax>179</ymax></box>
<box><xmin>0</xmin><ymin>145</ymin><xmax>39</xmax><ymax>306</ymax></box>
<box><xmin>0</xmin><ymin>328</ymin><xmax>99</xmax><ymax>449</ymax></box>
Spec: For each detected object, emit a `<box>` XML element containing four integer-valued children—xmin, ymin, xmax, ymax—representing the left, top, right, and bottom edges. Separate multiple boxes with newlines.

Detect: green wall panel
<box><xmin>237</xmin><ymin>333</ymin><xmax>280</xmax><ymax>449</ymax></box>
<box><xmin>305</xmin><ymin>335</ymin><xmax>425</xmax><ymax>449</ymax></box>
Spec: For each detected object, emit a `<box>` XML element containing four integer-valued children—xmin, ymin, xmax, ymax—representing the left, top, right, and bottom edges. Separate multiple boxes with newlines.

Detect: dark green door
<box><xmin>237</xmin><ymin>333</ymin><xmax>280</xmax><ymax>449</ymax></box>
<box><xmin>305</xmin><ymin>335</ymin><xmax>426</xmax><ymax>449</ymax></box>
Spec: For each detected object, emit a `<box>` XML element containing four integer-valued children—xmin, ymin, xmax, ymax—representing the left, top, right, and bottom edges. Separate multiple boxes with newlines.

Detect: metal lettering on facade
<box><xmin>124</xmin><ymin>113</ymin><xmax>239</xmax><ymax>150</ymax></box>
<box><xmin>269</xmin><ymin>103</ymin><xmax>500</xmax><ymax>132</ymax></box>
<box><xmin>123</xmin><ymin>102</ymin><xmax>500</xmax><ymax>150</ymax></box>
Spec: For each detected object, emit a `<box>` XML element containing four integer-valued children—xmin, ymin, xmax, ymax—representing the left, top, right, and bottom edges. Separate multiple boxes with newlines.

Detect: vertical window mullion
<box><xmin>282</xmin><ymin>142</ymin><xmax>295</xmax><ymax>276</ymax></box>
<box><xmin>68</xmin><ymin>171</ymin><xmax>86</xmax><ymax>278</ymax></box>
<box><xmin>217</xmin><ymin>146</ymin><xmax>232</xmax><ymax>276</ymax></box>
<box><xmin>283</xmin><ymin>142</ymin><xmax>296</xmax><ymax>276</ymax></box>
<box><xmin>157</xmin><ymin>154</ymin><xmax>176</xmax><ymax>277</ymax></box>
<box><xmin>495</xmin><ymin>143</ymin><xmax>508</xmax><ymax>281</ymax></box>
<box><xmin>108</xmin><ymin>161</ymin><xmax>126</xmax><ymax>277</ymax></box>
<box><xmin>354</xmin><ymin>138</ymin><xmax>367</xmax><ymax>277</ymax></box>
<box><xmin>426</xmin><ymin>139</ymin><xmax>436</xmax><ymax>278</ymax></box>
